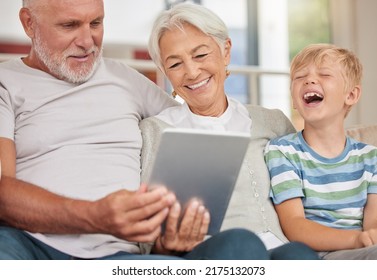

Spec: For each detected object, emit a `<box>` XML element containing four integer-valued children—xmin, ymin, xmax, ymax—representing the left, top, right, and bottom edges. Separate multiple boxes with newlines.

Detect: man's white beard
<box><xmin>33</xmin><ymin>32</ymin><xmax>102</xmax><ymax>84</ymax></box>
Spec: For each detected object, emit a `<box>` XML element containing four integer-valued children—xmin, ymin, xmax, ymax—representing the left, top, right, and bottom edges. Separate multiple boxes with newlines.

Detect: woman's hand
<box><xmin>153</xmin><ymin>199</ymin><xmax>210</xmax><ymax>254</ymax></box>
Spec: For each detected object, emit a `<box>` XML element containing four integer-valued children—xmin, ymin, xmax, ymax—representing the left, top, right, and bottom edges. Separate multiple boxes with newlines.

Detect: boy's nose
<box><xmin>305</xmin><ymin>79</ymin><xmax>317</xmax><ymax>85</ymax></box>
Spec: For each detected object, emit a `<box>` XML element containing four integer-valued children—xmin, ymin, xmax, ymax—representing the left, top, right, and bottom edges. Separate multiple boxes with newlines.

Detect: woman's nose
<box><xmin>185</xmin><ymin>61</ymin><xmax>200</xmax><ymax>79</ymax></box>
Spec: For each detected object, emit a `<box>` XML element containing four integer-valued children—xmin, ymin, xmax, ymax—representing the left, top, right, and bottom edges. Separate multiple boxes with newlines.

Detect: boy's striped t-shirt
<box><xmin>264</xmin><ymin>131</ymin><xmax>377</xmax><ymax>230</ymax></box>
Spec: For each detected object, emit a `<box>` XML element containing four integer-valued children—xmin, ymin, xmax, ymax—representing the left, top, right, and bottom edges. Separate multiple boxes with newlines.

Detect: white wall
<box><xmin>354</xmin><ymin>0</ymin><xmax>377</xmax><ymax>126</ymax></box>
<box><xmin>0</xmin><ymin>1</ymin><xmax>24</xmax><ymax>43</ymax></box>
<box><xmin>331</xmin><ymin>0</ymin><xmax>377</xmax><ymax>126</ymax></box>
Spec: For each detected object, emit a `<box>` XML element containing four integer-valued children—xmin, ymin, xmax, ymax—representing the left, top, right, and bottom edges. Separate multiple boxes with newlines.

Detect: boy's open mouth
<box><xmin>304</xmin><ymin>92</ymin><xmax>324</xmax><ymax>104</ymax></box>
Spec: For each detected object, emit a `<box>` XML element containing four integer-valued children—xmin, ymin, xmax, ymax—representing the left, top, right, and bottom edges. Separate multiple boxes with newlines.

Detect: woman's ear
<box><xmin>19</xmin><ymin>8</ymin><xmax>35</xmax><ymax>39</ymax></box>
<box><xmin>224</xmin><ymin>38</ymin><xmax>232</xmax><ymax>65</ymax></box>
<box><xmin>345</xmin><ymin>85</ymin><xmax>362</xmax><ymax>106</ymax></box>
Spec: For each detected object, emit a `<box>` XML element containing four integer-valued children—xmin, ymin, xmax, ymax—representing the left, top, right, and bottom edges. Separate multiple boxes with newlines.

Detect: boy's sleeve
<box><xmin>264</xmin><ymin>138</ymin><xmax>305</xmax><ymax>204</ymax></box>
<box><xmin>367</xmin><ymin>147</ymin><xmax>377</xmax><ymax>194</ymax></box>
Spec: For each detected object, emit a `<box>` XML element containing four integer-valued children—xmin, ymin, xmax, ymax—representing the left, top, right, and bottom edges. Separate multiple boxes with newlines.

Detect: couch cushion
<box><xmin>346</xmin><ymin>125</ymin><xmax>377</xmax><ymax>147</ymax></box>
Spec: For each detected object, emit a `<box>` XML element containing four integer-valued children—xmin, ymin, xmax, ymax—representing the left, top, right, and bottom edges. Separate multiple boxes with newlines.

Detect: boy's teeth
<box><xmin>304</xmin><ymin>92</ymin><xmax>323</xmax><ymax>99</ymax></box>
<box><xmin>303</xmin><ymin>92</ymin><xmax>324</xmax><ymax>103</ymax></box>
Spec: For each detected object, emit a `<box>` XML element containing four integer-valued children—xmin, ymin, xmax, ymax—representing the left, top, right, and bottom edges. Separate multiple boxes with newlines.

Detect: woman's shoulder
<box><xmin>243</xmin><ymin>104</ymin><xmax>296</xmax><ymax>138</ymax></box>
<box><xmin>140</xmin><ymin>116</ymin><xmax>172</xmax><ymax>135</ymax></box>
<box><xmin>269</xmin><ymin>132</ymin><xmax>299</xmax><ymax>146</ymax></box>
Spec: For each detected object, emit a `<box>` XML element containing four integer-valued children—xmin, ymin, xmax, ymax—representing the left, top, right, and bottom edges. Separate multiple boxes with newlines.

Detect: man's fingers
<box><xmin>120</xmin><ymin>207</ymin><xmax>170</xmax><ymax>241</ymax></box>
<box><xmin>125</xmin><ymin>190</ymin><xmax>175</xmax><ymax>220</ymax></box>
<box><xmin>124</xmin><ymin>223</ymin><xmax>163</xmax><ymax>243</ymax></box>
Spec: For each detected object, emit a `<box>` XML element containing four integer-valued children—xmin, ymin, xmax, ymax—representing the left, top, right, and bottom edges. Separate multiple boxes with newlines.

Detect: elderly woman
<box><xmin>142</xmin><ymin>2</ymin><xmax>319</xmax><ymax>259</ymax></box>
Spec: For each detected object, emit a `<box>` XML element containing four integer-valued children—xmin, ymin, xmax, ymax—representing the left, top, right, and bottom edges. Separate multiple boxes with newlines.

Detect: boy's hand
<box><xmin>355</xmin><ymin>229</ymin><xmax>377</xmax><ymax>248</ymax></box>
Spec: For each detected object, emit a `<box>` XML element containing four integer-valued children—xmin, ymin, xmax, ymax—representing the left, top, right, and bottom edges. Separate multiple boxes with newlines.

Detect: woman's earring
<box><xmin>226</xmin><ymin>69</ymin><xmax>231</xmax><ymax>78</ymax></box>
<box><xmin>172</xmin><ymin>91</ymin><xmax>177</xmax><ymax>98</ymax></box>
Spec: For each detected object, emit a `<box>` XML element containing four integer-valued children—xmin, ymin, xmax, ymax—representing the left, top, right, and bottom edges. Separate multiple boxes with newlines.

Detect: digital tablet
<box><xmin>146</xmin><ymin>127</ymin><xmax>250</xmax><ymax>235</ymax></box>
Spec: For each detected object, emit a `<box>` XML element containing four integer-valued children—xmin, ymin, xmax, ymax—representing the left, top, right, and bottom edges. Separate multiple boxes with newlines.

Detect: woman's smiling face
<box><xmin>159</xmin><ymin>23</ymin><xmax>231</xmax><ymax>116</ymax></box>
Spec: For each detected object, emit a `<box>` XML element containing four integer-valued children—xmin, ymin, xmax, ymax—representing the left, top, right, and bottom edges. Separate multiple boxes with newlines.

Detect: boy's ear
<box><xmin>345</xmin><ymin>85</ymin><xmax>361</xmax><ymax>106</ymax></box>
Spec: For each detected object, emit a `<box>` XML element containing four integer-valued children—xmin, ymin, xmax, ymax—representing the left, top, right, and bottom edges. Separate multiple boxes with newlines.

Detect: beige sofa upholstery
<box><xmin>346</xmin><ymin>124</ymin><xmax>377</xmax><ymax>147</ymax></box>
<box><xmin>139</xmin><ymin>105</ymin><xmax>377</xmax><ymax>249</ymax></box>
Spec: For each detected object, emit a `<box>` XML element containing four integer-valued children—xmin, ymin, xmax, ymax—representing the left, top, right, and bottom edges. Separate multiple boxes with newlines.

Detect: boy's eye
<box><xmin>294</xmin><ymin>75</ymin><xmax>305</xmax><ymax>80</ymax></box>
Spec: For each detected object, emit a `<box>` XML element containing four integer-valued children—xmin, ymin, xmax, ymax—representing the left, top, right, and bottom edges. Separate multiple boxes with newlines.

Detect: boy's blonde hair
<box><xmin>290</xmin><ymin>43</ymin><xmax>363</xmax><ymax>92</ymax></box>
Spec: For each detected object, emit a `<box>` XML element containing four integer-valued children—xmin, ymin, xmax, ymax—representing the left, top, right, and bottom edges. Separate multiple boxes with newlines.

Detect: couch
<box><xmin>139</xmin><ymin>105</ymin><xmax>377</xmax><ymax>251</ymax></box>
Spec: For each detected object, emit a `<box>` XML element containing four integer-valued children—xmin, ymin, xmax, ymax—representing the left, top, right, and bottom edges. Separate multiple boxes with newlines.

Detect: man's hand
<box><xmin>153</xmin><ymin>199</ymin><xmax>210</xmax><ymax>254</ymax></box>
<box><xmin>91</xmin><ymin>184</ymin><xmax>176</xmax><ymax>243</ymax></box>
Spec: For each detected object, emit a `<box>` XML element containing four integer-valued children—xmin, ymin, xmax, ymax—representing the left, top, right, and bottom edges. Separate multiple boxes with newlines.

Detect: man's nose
<box><xmin>75</xmin><ymin>26</ymin><xmax>95</xmax><ymax>51</ymax></box>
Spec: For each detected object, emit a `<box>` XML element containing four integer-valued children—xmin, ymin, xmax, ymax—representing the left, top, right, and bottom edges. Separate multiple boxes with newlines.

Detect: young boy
<box><xmin>264</xmin><ymin>43</ymin><xmax>377</xmax><ymax>259</ymax></box>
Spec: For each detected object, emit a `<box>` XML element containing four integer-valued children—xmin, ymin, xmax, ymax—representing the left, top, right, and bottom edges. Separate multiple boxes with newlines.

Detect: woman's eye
<box><xmin>168</xmin><ymin>62</ymin><xmax>181</xmax><ymax>69</ymax></box>
<box><xmin>195</xmin><ymin>53</ymin><xmax>208</xmax><ymax>59</ymax></box>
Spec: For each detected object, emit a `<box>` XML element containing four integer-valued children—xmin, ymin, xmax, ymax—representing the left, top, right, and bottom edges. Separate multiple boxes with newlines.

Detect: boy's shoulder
<box><xmin>347</xmin><ymin>136</ymin><xmax>377</xmax><ymax>154</ymax></box>
<box><xmin>269</xmin><ymin>131</ymin><xmax>300</xmax><ymax>146</ymax></box>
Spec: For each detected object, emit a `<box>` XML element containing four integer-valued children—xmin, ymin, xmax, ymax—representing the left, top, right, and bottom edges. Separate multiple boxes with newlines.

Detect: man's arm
<box><xmin>0</xmin><ymin>138</ymin><xmax>16</xmax><ymax>177</ymax></box>
<box><xmin>0</xmin><ymin>137</ymin><xmax>175</xmax><ymax>242</ymax></box>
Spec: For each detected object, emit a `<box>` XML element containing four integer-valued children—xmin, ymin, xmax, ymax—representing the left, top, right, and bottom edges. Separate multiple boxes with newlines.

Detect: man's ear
<box><xmin>345</xmin><ymin>85</ymin><xmax>361</xmax><ymax>106</ymax></box>
<box><xmin>19</xmin><ymin>8</ymin><xmax>35</xmax><ymax>39</ymax></box>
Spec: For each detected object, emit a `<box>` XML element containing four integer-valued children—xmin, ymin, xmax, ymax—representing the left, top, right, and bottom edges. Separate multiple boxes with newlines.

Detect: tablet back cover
<box><xmin>147</xmin><ymin>128</ymin><xmax>250</xmax><ymax>235</ymax></box>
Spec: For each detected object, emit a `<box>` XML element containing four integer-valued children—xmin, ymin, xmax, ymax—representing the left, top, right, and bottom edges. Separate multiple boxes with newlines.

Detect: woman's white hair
<box><xmin>148</xmin><ymin>2</ymin><xmax>229</xmax><ymax>73</ymax></box>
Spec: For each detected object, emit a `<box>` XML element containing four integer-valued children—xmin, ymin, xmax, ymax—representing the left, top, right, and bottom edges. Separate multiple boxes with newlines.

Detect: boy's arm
<box><xmin>362</xmin><ymin>194</ymin><xmax>377</xmax><ymax>234</ymax></box>
<box><xmin>275</xmin><ymin>198</ymin><xmax>365</xmax><ymax>251</ymax></box>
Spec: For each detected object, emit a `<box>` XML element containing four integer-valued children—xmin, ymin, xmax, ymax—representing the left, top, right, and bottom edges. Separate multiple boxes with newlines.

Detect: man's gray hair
<box><xmin>22</xmin><ymin>0</ymin><xmax>31</xmax><ymax>7</ymax></box>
